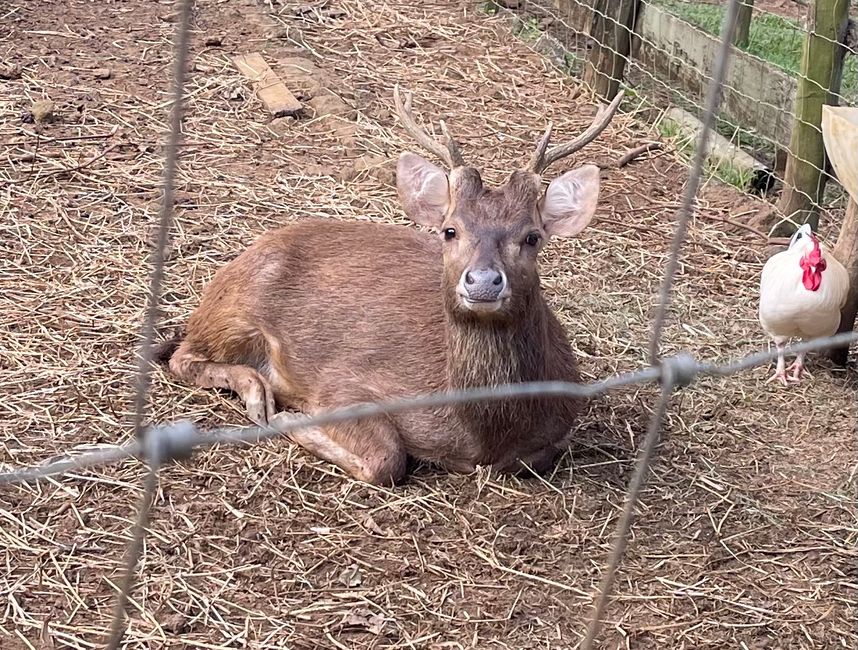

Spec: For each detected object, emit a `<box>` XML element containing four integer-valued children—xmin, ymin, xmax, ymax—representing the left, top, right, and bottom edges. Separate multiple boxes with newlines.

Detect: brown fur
<box><xmin>167</xmin><ymin>166</ymin><xmax>586</xmax><ymax>485</ymax></box>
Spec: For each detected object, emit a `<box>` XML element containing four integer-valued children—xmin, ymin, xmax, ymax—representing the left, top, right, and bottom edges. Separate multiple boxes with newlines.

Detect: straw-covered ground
<box><xmin>1</xmin><ymin>0</ymin><xmax>856</xmax><ymax>648</ymax></box>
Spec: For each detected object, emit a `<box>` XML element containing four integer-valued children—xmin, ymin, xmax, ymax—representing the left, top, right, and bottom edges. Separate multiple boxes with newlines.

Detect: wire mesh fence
<box><xmin>490</xmin><ymin>0</ymin><xmax>858</xmax><ymax>230</ymax></box>
<box><xmin>1</xmin><ymin>0</ymin><xmax>857</xmax><ymax>647</ymax></box>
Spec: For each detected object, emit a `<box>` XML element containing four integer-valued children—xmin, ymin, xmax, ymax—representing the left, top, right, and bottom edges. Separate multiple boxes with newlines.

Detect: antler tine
<box><xmin>527</xmin><ymin>90</ymin><xmax>625</xmax><ymax>175</ymax></box>
<box><xmin>393</xmin><ymin>84</ymin><xmax>465</xmax><ymax>169</ymax></box>
<box><xmin>527</xmin><ymin>122</ymin><xmax>554</xmax><ymax>175</ymax></box>
<box><xmin>438</xmin><ymin>119</ymin><xmax>464</xmax><ymax>167</ymax></box>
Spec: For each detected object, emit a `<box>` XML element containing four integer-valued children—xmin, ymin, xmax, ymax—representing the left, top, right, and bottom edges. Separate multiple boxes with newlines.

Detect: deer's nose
<box><xmin>461</xmin><ymin>268</ymin><xmax>507</xmax><ymax>302</ymax></box>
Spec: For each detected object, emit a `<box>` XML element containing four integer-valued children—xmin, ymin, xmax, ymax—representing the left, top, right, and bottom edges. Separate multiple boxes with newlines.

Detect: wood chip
<box><xmin>232</xmin><ymin>52</ymin><xmax>303</xmax><ymax>118</ymax></box>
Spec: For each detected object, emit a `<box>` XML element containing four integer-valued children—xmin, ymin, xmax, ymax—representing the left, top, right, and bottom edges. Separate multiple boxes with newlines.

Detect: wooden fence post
<box><xmin>733</xmin><ymin>0</ymin><xmax>754</xmax><ymax>48</ymax></box>
<box><xmin>775</xmin><ymin>0</ymin><xmax>849</xmax><ymax>234</ymax></box>
<box><xmin>583</xmin><ymin>0</ymin><xmax>641</xmax><ymax>100</ymax></box>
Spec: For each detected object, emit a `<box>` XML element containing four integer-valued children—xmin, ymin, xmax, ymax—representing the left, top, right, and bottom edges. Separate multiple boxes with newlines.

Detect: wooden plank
<box><xmin>232</xmin><ymin>52</ymin><xmax>302</xmax><ymax>117</ymax></box>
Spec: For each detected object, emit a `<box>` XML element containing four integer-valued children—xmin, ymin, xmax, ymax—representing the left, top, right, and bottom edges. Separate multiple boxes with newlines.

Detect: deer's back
<box><xmin>185</xmin><ymin>219</ymin><xmax>448</xmax><ymax>406</ymax></box>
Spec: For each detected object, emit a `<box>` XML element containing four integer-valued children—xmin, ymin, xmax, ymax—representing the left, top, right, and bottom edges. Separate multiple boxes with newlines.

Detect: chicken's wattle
<box><xmin>800</xmin><ymin>239</ymin><xmax>827</xmax><ymax>291</ymax></box>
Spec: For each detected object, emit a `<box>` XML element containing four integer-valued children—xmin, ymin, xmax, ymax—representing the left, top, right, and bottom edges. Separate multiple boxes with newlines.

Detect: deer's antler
<box><xmin>527</xmin><ymin>90</ymin><xmax>625</xmax><ymax>175</ymax></box>
<box><xmin>393</xmin><ymin>84</ymin><xmax>465</xmax><ymax>170</ymax></box>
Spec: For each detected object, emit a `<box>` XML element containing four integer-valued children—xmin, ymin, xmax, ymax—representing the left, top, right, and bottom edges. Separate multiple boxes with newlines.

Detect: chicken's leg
<box><xmin>786</xmin><ymin>351</ymin><xmax>809</xmax><ymax>382</ymax></box>
<box><xmin>766</xmin><ymin>338</ymin><xmax>790</xmax><ymax>386</ymax></box>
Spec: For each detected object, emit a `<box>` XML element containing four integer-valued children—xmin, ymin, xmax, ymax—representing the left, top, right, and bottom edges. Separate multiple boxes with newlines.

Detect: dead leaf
<box><xmin>338</xmin><ymin>563</ymin><xmax>362</xmax><ymax>587</ymax></box>
<box><xmin>362</xmin><ymin>512</ymin><xmax>384</xmax><ymax>535</ymax></box>
<box><xmin>342</xmin><ymin>608</ymin><xmax>385</xmax><ymax>635</ymax></box>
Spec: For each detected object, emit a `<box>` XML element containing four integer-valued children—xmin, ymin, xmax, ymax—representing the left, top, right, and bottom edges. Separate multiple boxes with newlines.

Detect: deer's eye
<box><xmin>525</xmin><ymin>232</ymin><xmax>541</xmax><ymax>247</ymax></box>
<box><xmin>443</xmin><ymin>228</ymin><xmax>457</xmax><ymax>241</ymax></box>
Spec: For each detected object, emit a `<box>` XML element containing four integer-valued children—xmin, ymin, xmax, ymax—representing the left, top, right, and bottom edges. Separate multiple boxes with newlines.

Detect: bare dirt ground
<box><xmin>1</xmin><ymin>0</ymin><xmax>856</xmax><ymax>648</ymax></box>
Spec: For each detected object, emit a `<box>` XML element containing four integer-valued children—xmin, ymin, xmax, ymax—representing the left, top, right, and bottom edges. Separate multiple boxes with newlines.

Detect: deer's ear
<box><xmin>397</xmin><ymin>152</ymin><xmax>450</xmax><ymax>228</ymax></box>
<box><xmin>538</xmin><ymin>165</ymin><xmax>600</xmax><ymax>237</ymax></box>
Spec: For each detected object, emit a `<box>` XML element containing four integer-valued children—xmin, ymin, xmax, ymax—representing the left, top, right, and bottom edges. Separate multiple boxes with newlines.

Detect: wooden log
<box><xmin>582</xmin><ymin>0</ymin><xmax>641</xmax><ymax>100</ymax></box>
<box><xmin>232</xmin><ymin>52</ymin><xmax>302</xmax><ymax>118</ymax></box>
<box><xmin>828</xmin><ymin>198</ymin><xmax>858</xmax><ymax>366</ymax></box>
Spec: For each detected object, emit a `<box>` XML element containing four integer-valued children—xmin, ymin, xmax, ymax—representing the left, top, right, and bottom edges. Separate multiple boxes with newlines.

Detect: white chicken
<box><xmin>759</xmin><ymin>223</ymin><xmax>850</xmax><ymax>385</ymax></box>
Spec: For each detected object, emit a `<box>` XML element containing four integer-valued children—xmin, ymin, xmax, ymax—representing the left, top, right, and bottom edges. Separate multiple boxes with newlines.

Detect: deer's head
<box><xmin>394</xmin><ymin>86</ymin><xmax>620</xmax><ymax>320</ymax></box>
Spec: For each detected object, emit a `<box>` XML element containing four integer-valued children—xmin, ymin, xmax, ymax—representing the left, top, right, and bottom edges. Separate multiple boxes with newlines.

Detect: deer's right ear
<box><xmin>397</xmin><ymin>152</ymin><xmax>450</xmax><ymax>229</ymax></box>
<box><xmin>538</xmin><ymin>165</ymin><xmax>600</xmax><ymax>237</ymax></box>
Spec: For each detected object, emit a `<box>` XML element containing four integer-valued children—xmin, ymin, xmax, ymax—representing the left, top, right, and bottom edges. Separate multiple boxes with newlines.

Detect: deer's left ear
<box><xmin>397</xmin><ymin>152</ymin><xmax>450</xmax><ymax>229</ymax></box>
<box><xmin>538</xmin><ymin>165</ymin><xmax>600</xmax><ymax>237</ymax></box>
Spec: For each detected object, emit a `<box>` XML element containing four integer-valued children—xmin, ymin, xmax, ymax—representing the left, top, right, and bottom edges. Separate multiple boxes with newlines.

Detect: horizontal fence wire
<box><xmin>502</xmin><ymin>0</ymin><xmax>857</xmax><ymax>220</ymax></box>
<box><xmin>1</xmin><ymin>332</ymin><xmax>856</xmax><ymax>490</ymax></box>
<box><xmin>1</xmin><ymin>0</ymin><xmax>857</xmax><ymax>647</ymax></box>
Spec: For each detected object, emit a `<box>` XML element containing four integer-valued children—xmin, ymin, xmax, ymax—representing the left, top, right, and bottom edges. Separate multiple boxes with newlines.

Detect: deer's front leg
<box><xmin>272</xmin><ymin>384</ymin><xmax>408</xmax><ymax>486</ymax></box>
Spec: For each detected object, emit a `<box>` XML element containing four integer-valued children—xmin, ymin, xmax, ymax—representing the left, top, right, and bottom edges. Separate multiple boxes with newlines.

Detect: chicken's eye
<box><xmin>443</xmin><ymin>228</ymin><xmax>457</xmax><ymax>241</ymax></box>
<box><xmin>525</xmin><ymin>233</ymin><xmax>541</xmax><ymax>247</ymax></box>
<box><xmin>795</xmin><ymin>232</ymin><xmax>803</xmax><ymax>240</ymax></box>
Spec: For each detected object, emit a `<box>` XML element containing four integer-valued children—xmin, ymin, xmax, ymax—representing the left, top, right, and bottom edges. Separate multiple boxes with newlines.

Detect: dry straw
<box><xmin>1</xmin><ymin>0</ymin><xmax>855</xmax><ymax>648</ymax></box>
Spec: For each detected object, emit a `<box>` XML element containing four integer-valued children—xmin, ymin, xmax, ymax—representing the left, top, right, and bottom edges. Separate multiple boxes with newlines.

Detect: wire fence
<box><xmin>1</xmin><ymin>0</ymin><xmax>857</xmax><ymax>647</ymax></box>
<box><xmin>493</xmin><ymin>0</ymin><xmax>858</xmax><ymax>230</ymax></box>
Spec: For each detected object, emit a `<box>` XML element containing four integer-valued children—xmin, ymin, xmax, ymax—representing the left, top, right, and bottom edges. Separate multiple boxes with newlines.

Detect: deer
<box><xmin>160</xmin><ymin>86</ymin><xmax>621</xmax><ymax>486</ymax></box>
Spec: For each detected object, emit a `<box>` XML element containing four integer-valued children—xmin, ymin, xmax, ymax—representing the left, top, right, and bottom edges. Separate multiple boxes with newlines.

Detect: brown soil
<box><xmin>0</xmin><ymin>1</ymin><xmax>855</xmax><ymax>649</ymax></box>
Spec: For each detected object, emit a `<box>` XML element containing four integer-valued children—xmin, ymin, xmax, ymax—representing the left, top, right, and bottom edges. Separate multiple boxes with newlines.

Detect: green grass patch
<box><xmin>657</xmin><ymin>0</ymin><xmax>858</xmax><ymax>102</ymax></box>
<box><xmin>515</xmin><ymin>17</ymin><xmax>543</xmax><ymax>42</ymax></box>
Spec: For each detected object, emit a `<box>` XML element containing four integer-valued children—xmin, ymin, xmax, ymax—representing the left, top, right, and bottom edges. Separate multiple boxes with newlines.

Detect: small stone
<box><xmin>160</xmin><ymin>612</ymin><xmax>187</xmax><ymax>634</ymax></box>
<box><xmin>94</xmin><ymin>68</ymin><xmax>112</xmax><ymax>79</ymax></box>
<box><xmin>342</xmin><ymin>608</ymin><xmax>385</xmax><ymax>635</ymax></box>
<box><xmin>268</xmin><ymin>116</ymin><xmax>296</xmax><ymax>136</ymax></box>
<box><xmin>226</xmin><ymin>85</ymin><xmax>245</xmax><ymax>101</ymax></box>
<box><xmin>362</xmin><ymin>513</ymin><xmax>385</xmax><ymax>535</ymax></box>
<box><xmin>31</xmin><ymin>99</ymin><xmax>55</xmax><ymax>123</ymax></box>
<box><xmin>204</xmin><ymin>35</ymin><xmax>223</xmax><ymax>47</ymax></box>
<box><xmin>0</xmin><ymin>63</ymin><xmax>22</xmax><ymax>80</ymax></box>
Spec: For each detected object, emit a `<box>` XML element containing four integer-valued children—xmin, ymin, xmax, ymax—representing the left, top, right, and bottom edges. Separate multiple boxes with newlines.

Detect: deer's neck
<box><xmin>445</xmin><ymin>291</ymin><xmax>549</xmax><ymax>446</ymax></box>
<box><xmin>446</xmin><ymin>308</ymin><xmax>547</xmax><ymax>388</ymax></box>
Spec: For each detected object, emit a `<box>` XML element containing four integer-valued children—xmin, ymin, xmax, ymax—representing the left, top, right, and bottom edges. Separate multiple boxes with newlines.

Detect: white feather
<box><xmin>759</xmin><ymin>236</ymin><xmax>849</xmax><ymax>341</ymax></box>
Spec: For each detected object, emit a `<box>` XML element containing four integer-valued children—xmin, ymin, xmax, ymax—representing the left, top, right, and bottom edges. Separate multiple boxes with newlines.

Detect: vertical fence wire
<box><xmin>104</xmin><ymin>437</ymin><xmax>165</xmax><ymax>650</ymax></box>
<box><xmin>103</xmin><ymin>0</ymin><xmax>194</xmax><ymax>646</ymax></box>
<box><xmin>646</xmin><ymin>0</ymin><xmax>741</xmax><ymax>363</ymax></box>
<box><xmin>581</xmin><ymin>0</ymin><xmax>742</xmax><ymax>645</ymax></box>
<box><xmin>128</xmin><ymin>0</ymin><xmax>194</xmax><ymax>443</ymax></box>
